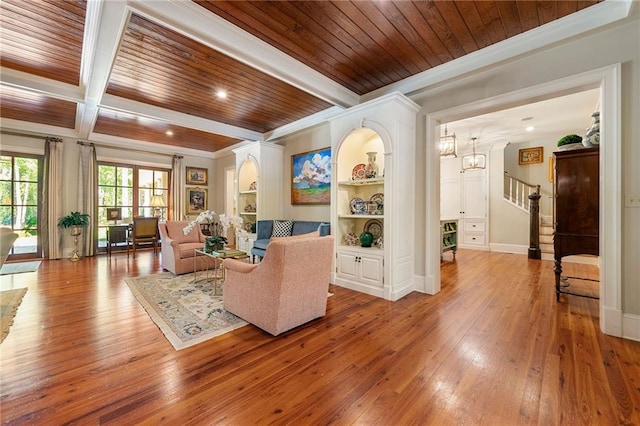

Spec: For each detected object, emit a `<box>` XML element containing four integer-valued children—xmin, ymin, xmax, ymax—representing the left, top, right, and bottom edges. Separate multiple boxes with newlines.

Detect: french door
<box><xmin>0</xmin><ymin>153</ymin><xmax>43</xmax><ymax>260</ymax></box>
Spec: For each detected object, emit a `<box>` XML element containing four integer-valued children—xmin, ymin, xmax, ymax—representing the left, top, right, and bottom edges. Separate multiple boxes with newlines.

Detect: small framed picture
<box><xmin>106</xmin><ymin>207</ymin><xmax>121</xmax><ymax>221</ymax></box>
<box><xmin>186</xmin><ymin>166</ymin><xmax>208</xmax><ymax>185</ymax></box>
<box><xmin>186</xmin><ymin>187</ymin><xmax>207</xmax><ymax>214</ymax></box>
<box><xmin>518</xmin><ymin>147</ymin><xmax>544</xmax><ymax>165</ymax></box>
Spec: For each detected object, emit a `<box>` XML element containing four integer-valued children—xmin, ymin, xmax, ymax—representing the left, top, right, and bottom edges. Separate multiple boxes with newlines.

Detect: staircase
<box><xmin>540</xmin><ymin>220</ymin><xmax>554</xmax><ymax>257</ymax></box>
<box><xmin>503</xmin><ymin>173</ymin><xmax>540</xmax><ymax>213</ymax></box>
<box><xmin>503</xmin><ymin>173</ymin><xmax>545</xmax><ymax>259</ymax></box>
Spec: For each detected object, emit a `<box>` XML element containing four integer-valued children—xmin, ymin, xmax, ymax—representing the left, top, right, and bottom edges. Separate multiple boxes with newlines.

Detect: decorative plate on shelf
<box><xmin>349</xmin><ymin>197</ymin><xmax>367</xmax><ymax>214</ymax></box>
<box><xmin>352</xmin><ymin>163</ymin><xmax>366</xmax><ymax>180</ymax></box>
<box><xmin>369</xmin><ymin>193</ymin><xmax>384</xmax><ymax>205</ymax></box>
<box><xmin>364</xmin><ymin>219</ymin><xmax>383</xmax><ymax>239</ymax></box>
<box><xmin>369</xmin><ymin>193</ymin><xmax>384</xmax><ymax>214</ymax></box>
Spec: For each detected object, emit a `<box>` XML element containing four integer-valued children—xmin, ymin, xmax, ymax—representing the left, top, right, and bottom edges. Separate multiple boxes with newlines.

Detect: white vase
<box><xmin>583</xmin><ymin>112</ymin><xmax>600</xmax><ymax>147</ymax></box>
<box><xmin>364</xmin><ymin>152</ymin><xmax>379</xmax><ymax>178</ymax></box>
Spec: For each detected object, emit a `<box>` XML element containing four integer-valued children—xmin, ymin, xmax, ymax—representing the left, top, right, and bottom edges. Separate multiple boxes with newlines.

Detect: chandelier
<box><xmin>462</xmin><ymin>137</ymin><xmax>486</xmax><ymax>170</ymax></box>
<box><xmin>439</xmin><ymin>124</ymin><xmax>457</xmax><ymax>158</ymax></box>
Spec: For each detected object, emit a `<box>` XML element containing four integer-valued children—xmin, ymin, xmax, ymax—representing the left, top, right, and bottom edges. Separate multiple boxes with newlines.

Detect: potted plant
<box><xmin>204</xmin><ymin>235</ymin><xmax>228</xmax><ymax>253</ymax></box>
<box><xmin>557</xmin><ymin>134</ymin><xmax>583</xmax><ymax>151</ymax></box>
<box><xmin>58</xmin><ymin>211</ymin><xmax>90</xmax><ymax>235</ymax></box>
<box><xmin>58</xmin><ymin>211</ymin><xmax>90</xmax><ymax>261</ymax></box>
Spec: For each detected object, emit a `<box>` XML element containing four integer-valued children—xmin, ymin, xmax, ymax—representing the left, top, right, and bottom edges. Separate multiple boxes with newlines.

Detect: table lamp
<box><xmin>150</xmin><ymin>195</ymin><xmax>166</xmax><ymax>219</ymax></box>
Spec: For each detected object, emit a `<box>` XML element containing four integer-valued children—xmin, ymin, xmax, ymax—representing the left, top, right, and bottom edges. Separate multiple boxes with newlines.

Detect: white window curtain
<box><xmin>41</xmin><ymin>137</ymin><xmax>64</xmax><ymax>259</ymax></box>
<box><xmin>78</xmin><ymin>143</ymin><xmax>97</xmax><ymax>256</ymax></box>
<box><xmin>171</xmin><ymin>155</ymin><xmax>184</xmax><ymax>220</ymax></box>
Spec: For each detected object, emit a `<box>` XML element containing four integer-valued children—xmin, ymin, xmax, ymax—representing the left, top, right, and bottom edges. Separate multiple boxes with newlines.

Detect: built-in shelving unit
<box><xmin>440</xmin><ymin>219</ymin><xmax>458</xmax><ymax>260</ymax></box>
<box><xmin>330</xmin><ymin>92</ymin><xmax>419</xmax><ymax>301</ymax></box>
<box><xmin>233</xmin><ymin>142</ymin><xmax>284</xmax><ymax>254</ymax></box>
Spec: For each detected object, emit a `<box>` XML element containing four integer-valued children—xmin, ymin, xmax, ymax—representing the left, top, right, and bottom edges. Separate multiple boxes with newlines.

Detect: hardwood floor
<box><xmin>1</xmin><ymin>249</ymin><xmax>638</xmax><ymax>425</ymax></box>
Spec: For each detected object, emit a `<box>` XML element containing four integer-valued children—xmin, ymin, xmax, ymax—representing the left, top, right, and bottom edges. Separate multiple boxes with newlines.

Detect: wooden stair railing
<box><xmin>528</xmin><ymin>190</ymin><xmax>542</xmax><ymax>259</ymax></box>
<box><xmin>503</xmin><ymin>173</ymin><xmax>541</xmax><ymax>259</ymax></box>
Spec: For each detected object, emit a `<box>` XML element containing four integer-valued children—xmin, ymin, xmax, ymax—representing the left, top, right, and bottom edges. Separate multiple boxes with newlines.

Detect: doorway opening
<box><xmin>425</xmin><ymin>64</ymin><xmax>622</xmax><ymax>337</ymax></box>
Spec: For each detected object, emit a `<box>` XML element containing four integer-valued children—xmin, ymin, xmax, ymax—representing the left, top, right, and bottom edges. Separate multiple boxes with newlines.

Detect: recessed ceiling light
<box><xmin>216</xmin><ymin>90</ymin><xmax>227</xmax><ymax>99</ymax></box>
<box><xmin>166</xmin><ymin>130</ymin><xmax>174</xmax><ymax>136</ymax></box>
<box><xmin>525</xmin><ymin>126</ymin><xmax>535</xmax><ymax>132</ymax></box>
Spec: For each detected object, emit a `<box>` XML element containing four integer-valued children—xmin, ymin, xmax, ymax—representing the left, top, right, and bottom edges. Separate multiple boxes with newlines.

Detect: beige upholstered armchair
<box><xmin>158</xmin><ymin>220</ymin><xmax>214</xmax><ymax>275</ymax></box>
<box><xmin>223</xmin><ymin>234</ymin><xmax>334</xmax><ymax>336</ymax></box>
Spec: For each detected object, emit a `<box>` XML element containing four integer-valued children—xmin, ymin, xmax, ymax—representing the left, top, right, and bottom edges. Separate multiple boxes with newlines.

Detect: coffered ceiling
<box><xmin>0</xmin><ymin>0</ymin><xmax>630</xmax><ymax>155</ymax></box>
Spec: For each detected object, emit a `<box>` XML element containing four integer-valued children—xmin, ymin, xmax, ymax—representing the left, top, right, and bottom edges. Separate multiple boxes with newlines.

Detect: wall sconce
<box><xmin>150</xmin><ymin>195</ymin><xmax>166</xmax><ymax>219</ymax></box>
<box><xmin>439</xmin><ymin>124</ymin><xmax>457</xmax><ymax>158</ymax></box>
<box><xmin>462</xmin><ymin>137</ymin><xmax>486</xmax><ymax>170</ymax></box>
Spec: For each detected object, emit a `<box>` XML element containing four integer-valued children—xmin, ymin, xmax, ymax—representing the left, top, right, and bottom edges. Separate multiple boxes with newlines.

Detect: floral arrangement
<box><xmin>183</xmin><ymin>210</ymin><xmax>243</xmax><ymax>236</ymax></box>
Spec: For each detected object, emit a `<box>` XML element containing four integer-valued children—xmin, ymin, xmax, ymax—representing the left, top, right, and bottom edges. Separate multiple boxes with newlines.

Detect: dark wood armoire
<box><xmin>553</xmin><ymin>147</ymin><xmax>600</xmax><ymax>300</ymax></box>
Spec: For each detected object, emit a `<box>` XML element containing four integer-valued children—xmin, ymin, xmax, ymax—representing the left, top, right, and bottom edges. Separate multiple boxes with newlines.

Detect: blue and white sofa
<box><xmin>251</xmin><ymin>220</ymin><xmax>331</xmax><ymax>260</ymax></box>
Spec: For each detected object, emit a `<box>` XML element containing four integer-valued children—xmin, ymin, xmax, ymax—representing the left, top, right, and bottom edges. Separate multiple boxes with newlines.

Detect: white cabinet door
<box><xmin>336</xmin><ymin>250</ymin><xmax>383</xmax><ymax>287</ymax></box>
<box><xmin>359</xmin><ymin>254</ymin><xmax>384</xmax><ymax>286</ymax></box>
<box><xmin>440</xmin><ymin>158</ymin><xmax>461</xmax><ymax>219</ymax></box>
<box><xmin>337</xmin><ymin>252</ymin><xmax>358</xmax><ymax>280</ymax></box>
<box><xmin>462</xmin><ymin>173</ymin><xmax>486</xmax><ymax>219</ymax></box>
<box><xmin>441</xmin><ymin>178</ymin><xmax>462</xmax><ymax>218</ymax></box>
<box><xmin>441</xmin><ymin>166</ymin><xmax>488</xmax><ymax>249</ymax></box>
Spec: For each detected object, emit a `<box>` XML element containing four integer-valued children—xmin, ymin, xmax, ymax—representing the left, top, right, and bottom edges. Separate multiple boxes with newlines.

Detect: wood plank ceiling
<box><xmin>0</xmin><ymin>0</ymin><xmax>603</xmax><ymax>154</ymax></box>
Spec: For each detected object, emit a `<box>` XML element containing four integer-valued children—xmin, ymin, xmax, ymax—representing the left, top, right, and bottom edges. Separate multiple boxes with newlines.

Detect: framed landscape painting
<box><xmin>291</xmin><ymin>147</ymin><xmax>331</xmax><ymax>205</ymax></box>
<box><xmin>518</xmin><ymin>147</ymin><xmax>543</xmax><ymax>165</ymax></box>
<box><xmin>186</xmin><ymin>166</ymin><xmax>208</xmax><ymax>185</ymax></box>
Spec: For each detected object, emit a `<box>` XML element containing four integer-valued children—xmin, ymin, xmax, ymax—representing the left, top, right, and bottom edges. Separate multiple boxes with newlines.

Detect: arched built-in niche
<box><xmin>330</xmin><ymin>92</ymin><xmax>419</xmax><ymax>301</ymax></box>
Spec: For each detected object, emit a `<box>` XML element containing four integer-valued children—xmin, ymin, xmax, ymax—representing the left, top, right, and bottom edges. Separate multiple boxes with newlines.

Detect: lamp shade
<box><xmin>150</xmin><ymin>195</ymin><xmax>166</xmax><ymax>208</ymax></box>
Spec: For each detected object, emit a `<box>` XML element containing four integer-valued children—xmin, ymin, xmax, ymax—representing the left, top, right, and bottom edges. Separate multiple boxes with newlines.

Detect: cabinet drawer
<box><xmin>463</xmin><ymin>232</ymin><xmax>485</xmax><ymax>245</ymax></box>
<box><xmin>464</xmin><ymin>220</ymin><xmax>486</xmax><ymax>232</ymax></box>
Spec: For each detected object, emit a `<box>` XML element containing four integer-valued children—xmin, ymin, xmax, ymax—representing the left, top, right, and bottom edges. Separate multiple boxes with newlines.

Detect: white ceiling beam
<box><xmin>127</xmin><ymin>0</ymin><xmax>360</xmax><ymax>108</ymax></box>
<box><xmin>0</xmin><ymin>117</ymin><xmax>79</xmax><ymax>139</ymax></box>
<box><xmin>101</xmin><ymin>94</ymin><xmax>263</xmax><ymax>141</ymax></box>
<box><xmin>76</xmin><ymin>0</ymin><xmax>130</xmax><ymax>139</ymax></box>
<box><xmin>86</xmin><ymin>132</ymin><xmax>219</xmax><ymax>159</ymax></box>
<box><xmin>0</xmin><ymin>68</ymin><xmax>83</xmax><ymax>101</ymax></box>
<box><xmin>363</xmin><ymin>0</ymin><xmax>633</xmax><ymax>102</ymax></box>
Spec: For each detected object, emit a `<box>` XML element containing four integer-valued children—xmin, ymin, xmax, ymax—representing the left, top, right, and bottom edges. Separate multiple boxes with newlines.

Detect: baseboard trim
<box><xmin>602</xmin><ymin>305</ymin><xmax>623</xmax><ymax>337</ymax></box>
<box><xmin>489</xmin><ymin>243</ymin><xmax>528</xmax><ymax>254</ymax></box>
<box><xmin>623</xmin><ymin>314</ymin><xmax>640</xmax><ymax>342</ymax></box>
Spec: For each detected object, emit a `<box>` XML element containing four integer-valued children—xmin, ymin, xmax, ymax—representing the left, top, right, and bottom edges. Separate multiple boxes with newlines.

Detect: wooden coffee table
<box><xmin>192</xmin><ymin>248</ymin><xmax>249</xmax><ymax>295</ymax></box>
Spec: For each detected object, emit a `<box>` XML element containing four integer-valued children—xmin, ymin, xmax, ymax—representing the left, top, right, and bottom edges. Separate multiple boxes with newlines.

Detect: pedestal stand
<box><xmin>70</xmin><ymin>226</ymin><xmax>82</xmax><ymax>262</ymax></box>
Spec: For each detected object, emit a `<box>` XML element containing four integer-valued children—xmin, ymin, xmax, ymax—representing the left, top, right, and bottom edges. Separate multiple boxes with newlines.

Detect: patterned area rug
<box><xmin>0</xmin><ymin>288</ymin><xmax>27</xmax><ymax>343</ymax></box>
<box><xmin>0</xmin><ymin>261</ymin><xmax>41</xmax><ymax>275</ymax></box>
<box><xmin>125</xmin><ymin>272</ymin><xmax>247</xmax><ymax>350</ymax></box>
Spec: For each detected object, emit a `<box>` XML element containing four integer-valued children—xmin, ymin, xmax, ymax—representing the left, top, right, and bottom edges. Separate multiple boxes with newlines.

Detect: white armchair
<box><xmin>0</xmin><ymin>227</ymin><xmax>19</xmax><ymax>268</ymax></box>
